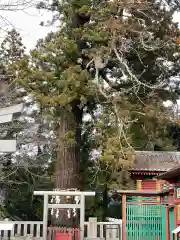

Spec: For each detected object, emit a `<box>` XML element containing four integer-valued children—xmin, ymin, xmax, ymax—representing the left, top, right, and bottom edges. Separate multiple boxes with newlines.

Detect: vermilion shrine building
<box><xmin>118</xmin><ymin>151</ymin><xmax>180</xmax><ymax>240</ymax></box>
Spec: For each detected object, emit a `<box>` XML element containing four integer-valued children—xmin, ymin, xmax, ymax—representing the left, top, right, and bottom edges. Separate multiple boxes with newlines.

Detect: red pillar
<box><xmin>122</xmin><ymin>194</ymin><xmax>127</xmax><ymax>240</ymax></box>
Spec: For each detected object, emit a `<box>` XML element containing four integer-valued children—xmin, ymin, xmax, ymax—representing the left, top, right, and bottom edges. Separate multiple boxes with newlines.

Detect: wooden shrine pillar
<box><xmin>156</xmin><ymin>180</ymin><xmax>161</xmax><ymax>202</ymax></box>
<box><xmin>122</xmin><ymin>194</ymin><xmax>127</xmax><ymax>240</ymax></box>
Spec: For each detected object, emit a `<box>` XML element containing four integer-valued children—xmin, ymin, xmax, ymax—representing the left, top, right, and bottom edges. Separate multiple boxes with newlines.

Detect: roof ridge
<box><xmin>133</xmin><ymin>151</ymin><xmax>180</xmax><ymax>172</ymax></box>
<box><xmin>135</xmin><ymin>151</ymin><xmax>180</xmax><ymax>155</ymax></box>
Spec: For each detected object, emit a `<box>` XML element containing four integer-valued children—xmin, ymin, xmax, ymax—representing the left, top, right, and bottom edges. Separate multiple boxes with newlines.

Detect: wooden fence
<box><xmin>84</xmin><ymin>217</ymin><xmax>122</xmax><ymax>240</ymax></box>
<box><xmin>0</xmin><ymin>221</ymin><xmax>43</xmax><ymax>239</ymax></box>
<box><xmin>0</xmin><ymin>218</ymin><xmax>122</xmax><ymax>240</ymax></box>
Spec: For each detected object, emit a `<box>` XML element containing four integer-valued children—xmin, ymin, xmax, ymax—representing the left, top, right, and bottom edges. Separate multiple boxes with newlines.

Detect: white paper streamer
<box><xmin>50</xmin><ymin>188</ymin><xmax>80</xmax><ymax>219</ymax></box>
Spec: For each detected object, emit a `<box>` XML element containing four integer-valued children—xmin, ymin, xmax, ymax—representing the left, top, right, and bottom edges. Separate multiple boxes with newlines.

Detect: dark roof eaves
<box><xmin>156</xmin><ymin>165</ymin><xmax>180</xmax><ymax>180</ymax></box>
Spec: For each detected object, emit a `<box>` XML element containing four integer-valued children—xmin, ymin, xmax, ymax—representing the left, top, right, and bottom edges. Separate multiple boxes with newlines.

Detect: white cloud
<box><xmin>0</xmin><ymin>7</ymin><xmax>57</xmax><ymax>51</ymax></box>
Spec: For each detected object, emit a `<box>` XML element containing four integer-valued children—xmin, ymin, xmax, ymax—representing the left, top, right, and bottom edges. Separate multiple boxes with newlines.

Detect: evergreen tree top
<box><xmin>14</xmin><ymin>0</ymin><xmax>180</xmax><ymax>190</ymax></box>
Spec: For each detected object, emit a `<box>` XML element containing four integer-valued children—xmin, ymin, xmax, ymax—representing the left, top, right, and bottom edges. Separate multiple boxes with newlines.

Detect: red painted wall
<box><xmin>141</xmin><ymin>180</ymin><xmax>157</xmax><ymax>190</ymax></box>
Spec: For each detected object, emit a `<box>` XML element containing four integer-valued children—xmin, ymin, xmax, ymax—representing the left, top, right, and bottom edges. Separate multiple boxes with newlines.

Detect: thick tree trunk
<box><xmin>53</xmin><ymin>104</ymin><xmax>83</xmax><ymax>226</ymax></box>
<box><xmin>55</xmin><ymin>104</ymin><xmax>82</xmax><ymax>189</ymax></box>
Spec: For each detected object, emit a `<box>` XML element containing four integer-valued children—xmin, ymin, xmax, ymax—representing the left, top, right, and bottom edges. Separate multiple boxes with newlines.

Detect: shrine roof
<box><xmin>132</xmin><ymin>151</ymin><xmax>180</xmax><ymax>172</ymax></box>
<box><xmin>156</xmin><ymin>165</ymin><xmax>180</xmax><ymax>180</ymax></box>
